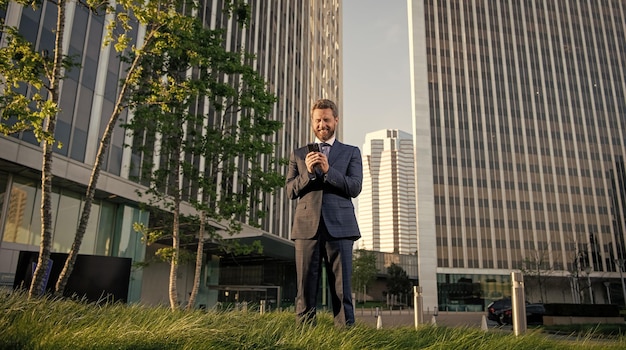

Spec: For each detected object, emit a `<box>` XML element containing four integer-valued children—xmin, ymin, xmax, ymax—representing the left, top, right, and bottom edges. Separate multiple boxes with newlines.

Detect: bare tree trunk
<box><xmin>29</xmin><ymin>0</ymin><xmax>66</xmax><ymax>299</ymax></box>
<box><xmin>187</xmin><ymin>212</ymin><xmax>205</xmax><ymax>311</ymax></box>
<box><xmin>169</xmin><ymin>133</ymin><xmax>183</xmax><ymax>310</ymax></box>
<box><xmin>31</xmin><ymin>143</ymin><xmax>54</xmax><ymax>298</ymax></box>
<box><xmin>169</xmin><ymin>210</ymin><xmax>180</xmax><ymax>310</ymax></box>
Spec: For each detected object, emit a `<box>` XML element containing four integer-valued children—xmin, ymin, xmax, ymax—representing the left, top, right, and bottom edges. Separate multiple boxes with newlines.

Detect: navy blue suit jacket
<box><xmin>286</xmin><ymin>141</ymin><xmax>362</xmax><ymax>240</ymax></box>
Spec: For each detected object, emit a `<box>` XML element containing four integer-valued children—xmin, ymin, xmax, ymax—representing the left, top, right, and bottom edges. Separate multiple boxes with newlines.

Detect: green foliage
<box><xmin>352</xmin><ymin>249</ymin><xmax>378</xmax><ymax>301</ymax></box>
<box><xmin>224</xmin><ymin>0</ymin><xmax>251</xmax><ymax>27</ymax></box>
<box><xmin>132</xmin><ymin>208</ymin><xmax>263</xmax><ymax>269</ymax></box>
<box><xmin>0</xmin><ymin>0</ymin><xmax>85</xmax><ymax>300</ymax></box>
<box><xmin>134</xmin><ymin>222</ymin><xmax>165</xmax><ymax>245</ymax></box>
<box><xmin>111</xmin><ymin>4</ymin><xmax>283</xmax><ymax>310</ymax></box>
<box><xmin>1</xmin><ymin>291</ymin><xmax>624</xmax><ymax>350</ymax></box>
<box><xmin>0</xmin><ymin>0</ymin><xmax>38</xmax><ymax>8</ymax></box>
<box><xmin>386</xmin><ymin>263</ymin><xmax>412</xmax><ymax>297</ymax></box>
<box><xmin>0</xmin><ymin>21</ymin><xmax>80</xmax><ymax>143</ymax></box>
<box><xmin>1</xmin><ymin>0</ymin><xmax>281</xmax><ymax>303</ymax></box>
<box><xmin>154</xmin><ymin>246</ymin><xmax>197</xmax><ymax>264</ymax></box>
<box><xmin>122</xmin><ymin>1</ymin><xmax>282</xmax><ymax>242</ymax></box>
<box><xmin>543</xmin><ymin>323</ymin><xmax>626</xmax><ymax>338</ymax></box>
<box><xmin>0</xmin><ymin>25</ymin><xmax>56</xmax><ymax>143</ymax></box>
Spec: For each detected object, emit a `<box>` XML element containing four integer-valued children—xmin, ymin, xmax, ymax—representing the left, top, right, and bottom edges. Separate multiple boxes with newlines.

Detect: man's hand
<box><xmin>305</xmin><ymin>152</ymin><xmax>329</xmax><ymax>174</ymax></box>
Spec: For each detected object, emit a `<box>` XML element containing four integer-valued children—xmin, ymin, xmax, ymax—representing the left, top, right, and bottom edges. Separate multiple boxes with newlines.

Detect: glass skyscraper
<box><xmin>359</xmin><ymin>129</ymin><xmax>417</xmax><ymax>255</ymax></box>
<box><xmin>409</xmin><ymin>0</ymin><xmax>626</xmax><ymax>311</ymax></box>
<box><xmin>0</xmin><ymin>0</ymin><xmax>342</xmax><ymax>307</ymax></box>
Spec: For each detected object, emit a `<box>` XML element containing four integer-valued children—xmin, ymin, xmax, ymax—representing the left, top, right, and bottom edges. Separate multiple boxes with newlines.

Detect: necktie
<box><xmin>315</xmin><ymin>143</ymin><xmax>330</xmax><ymax>178</ymax></box>
<box><xmin>321</xmin><ymin>143</ymin><xmax>331</xmax><ymax>156</ymax></box>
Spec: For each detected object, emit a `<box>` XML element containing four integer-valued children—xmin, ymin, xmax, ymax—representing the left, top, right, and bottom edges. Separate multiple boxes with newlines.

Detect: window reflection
<box><xmin>1</xmin><ymin>176</ymin><xmax>118</xmax><ymax>257</ymax></box>
<box><xmin>4</xmin><ymin>180</ymin><xmax>38</xmax><ymax>245</ymax></box>
<box><xmin>79</xmin><ymin>202</ymin><xmax>99</xmax><ymax>254</ymax></box>
<box><xmin>95</xmin><ymin>202</ymin><xmax>116</xmax><ymax>256</ymax></box>
<box><xmin>438</xmin><ymin>273</ymin><xmax>511</xmax><ymax>312</ymax></box>
<box><xmin>52</xmin><ymin>192</ymin><xmax>81</xmax><ymax>252</ymax></box>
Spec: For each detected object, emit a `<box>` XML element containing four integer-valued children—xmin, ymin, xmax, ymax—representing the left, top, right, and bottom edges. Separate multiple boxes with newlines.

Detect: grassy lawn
<box><xmin>1</xmin><ymin>291</ymin><xmax>625</xmax><ymax>350</ymax></box>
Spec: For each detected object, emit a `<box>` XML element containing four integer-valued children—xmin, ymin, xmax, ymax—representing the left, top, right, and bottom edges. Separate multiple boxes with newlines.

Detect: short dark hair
<box><xmin>311</xmin><ymin>99</ymin><xmax>338</xmax><ymax>118</ymax></box>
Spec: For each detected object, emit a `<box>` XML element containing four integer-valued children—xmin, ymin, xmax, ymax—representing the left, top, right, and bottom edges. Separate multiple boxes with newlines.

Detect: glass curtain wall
<box><xmin>2</xmin><ymin>176</ymin><xmax>117</xmax><ymax>254</ymax></box>
<box><xmin>437</xmin><ymin>273</ymin><xmax>511</xmax><ymax>312</ymax></box>
<box><xmin>0</xmin><ymin>173</ymin><xmax>148</xmax><ymax>301</ymax></box>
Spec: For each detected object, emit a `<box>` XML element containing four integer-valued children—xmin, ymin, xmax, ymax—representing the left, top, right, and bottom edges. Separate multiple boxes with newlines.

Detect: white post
<box><xmin>511</xmin><ymin>272</ymin><xmax>527</xmax><ymax>336</ymax></box>
<box><xmin>414</xmin><ymin>286</ymin><xmax>423</xmax><ymax>329</ymax></box>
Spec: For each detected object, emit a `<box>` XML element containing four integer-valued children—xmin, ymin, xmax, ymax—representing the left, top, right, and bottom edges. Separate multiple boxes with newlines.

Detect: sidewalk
<box><xmin>355</xmin><ymin>308</ymin><xmax>491</xmax><ymax>329</ymax></box>
<box><xmin>353</xmin><ymin>308</ymin><xmax>622</xmax><ymax>346</ymax></box>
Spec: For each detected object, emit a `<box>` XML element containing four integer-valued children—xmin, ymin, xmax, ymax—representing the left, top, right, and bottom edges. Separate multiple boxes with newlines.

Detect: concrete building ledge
<box><xmin>543</xmin><ymin>316</ymin><xmax>625</xmax><ymax>325</ymax></box>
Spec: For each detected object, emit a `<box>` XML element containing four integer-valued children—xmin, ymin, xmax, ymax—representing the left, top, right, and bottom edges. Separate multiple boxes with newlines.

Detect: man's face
<box><xmin>312</xmin><ymin>108</ymin><xmax>338</xmax><ymax>142</ymax></box>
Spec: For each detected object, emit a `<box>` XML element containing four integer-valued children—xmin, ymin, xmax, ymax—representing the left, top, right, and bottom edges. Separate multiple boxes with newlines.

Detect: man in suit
<box><xmin>286</xmin><ymin>98</ymin><xmax>362</xmax><ymax>327</ymax></box>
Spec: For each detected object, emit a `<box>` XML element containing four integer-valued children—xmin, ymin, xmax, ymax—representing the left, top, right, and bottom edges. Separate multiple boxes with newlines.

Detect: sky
<box><xmin>342</xmin><ymin>1</ymin><xmax>413</xmax><ymax>150</ymax></box>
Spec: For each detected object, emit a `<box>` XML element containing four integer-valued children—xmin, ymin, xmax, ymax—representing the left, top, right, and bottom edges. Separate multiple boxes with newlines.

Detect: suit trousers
<box><xmin>294</xmin><ymin>217</ymin><xmax>355</xmax><ymax>327</ymax></box>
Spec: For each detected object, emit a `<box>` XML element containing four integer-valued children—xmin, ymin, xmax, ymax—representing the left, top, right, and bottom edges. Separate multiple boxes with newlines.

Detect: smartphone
<box><xmin>307</xmin><ymin>143</ymin><xmax>320</xmax><ymax>153</ymax></box>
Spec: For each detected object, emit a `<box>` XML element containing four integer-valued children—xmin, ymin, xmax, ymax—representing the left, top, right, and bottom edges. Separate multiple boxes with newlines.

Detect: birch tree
<box><xmin>0</xmin><ymin>0</ymin><xmax>73</xmax><ymax>298</ymax></box>
<box><xmin>124</xmin><ymin>6</ymin><xmax>282</xmax><ymax>310</ymax></box>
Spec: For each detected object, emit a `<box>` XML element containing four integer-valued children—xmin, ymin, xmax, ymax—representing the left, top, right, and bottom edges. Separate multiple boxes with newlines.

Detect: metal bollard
<box><xmin>375</xmin><ymin>307</ymin><xmax>382</xmax><ymax>329</ymax></box>
<box><xmin>511</xmin><ymin>272</ymin><xmax>527</xmax><ymax>336</ymax></box>
<box><xmin>414</xmin><ymin>286</ymin><xmax>423</xmax><ymax>329</ymax></box>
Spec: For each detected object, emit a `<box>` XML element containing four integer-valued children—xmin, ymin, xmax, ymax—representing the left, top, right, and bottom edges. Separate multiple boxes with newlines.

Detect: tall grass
<box><xmin>1</xmin><ymin>291</ymin><xmax>624</xmax><ymax>349</ymax></box>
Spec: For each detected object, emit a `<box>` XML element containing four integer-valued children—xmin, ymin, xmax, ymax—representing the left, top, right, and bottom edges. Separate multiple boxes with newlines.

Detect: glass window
<box><xmin>0</xmin><ymin>172</ymin><xmax>7</xmax><ymax>218</ymax></box>
<box><xmin>38</xmin><ymin>3</ymin><xmax>57</xmax><ymax>54</ymax></box>
<box><xmin>52</xmin><ymin>192</ymin><xmax>81</xmax><ymax>252</ymax></box>
<box><xmin>70</xmin><ymin>87</ymin><xmax>94</xmax><ymax>161</ymax></box>
<box><xmin>95</xmin><ymin>202</ymin><xmax>116</xmax><ymax>255</ymax></box>
<box><xmin>115</xmin><ymin>205</ymin><xmax>148</xmax><ymax>259</ymax></box>
<box><xmin>54</xmin><ymin>120</ymin><xmax>72</xmax><ymax>157</ymax></box>
<box><xmin>20</xmin><ymin>189</ymin><xmax>63</xmax><ymax>247</ymax></box>
<box><xmin>1</xmin><ymin>174</ymin><xmax>119</xmax><ymax>256</ymax></box>
<box><xmin>3</xmin><ymin>179</ymin><xmax>38</xmax><ymax>245</ymax></box>
<box><xmin>59</xmin><ymin>78</ymin><xmax>78</xmax><ymax>126</ymax></box>
<box><xmin>78</xmin><ymin>202</ymin><xmax>99</xmax><ymax>254</ymax></box>
<box><xmin>108</xmin><ymin>145</ymin><xmax>123</xmax><ymax>176</ymax></box>
<box><xmin>69</xmin><ymin>5</ymin><xmax>88</xmax><ymax>60</ymax></box>
<box><xmin>70</xmin><ymin>127</ymin><xmax>88</xmax><ymax>162</ymax></box>
<box><xmin>18</xmin><ymin>6</ymin><xmax>41</xmax><ymax>43</ymax></box>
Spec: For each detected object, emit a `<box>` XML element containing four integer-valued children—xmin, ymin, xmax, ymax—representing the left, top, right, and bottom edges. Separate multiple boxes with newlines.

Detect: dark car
<box><xmin>499</xmin><ymin>303</ymin><xmax>545</xmax><ymax>325</ymax></box>
<box><xmin>487</xmin><ymin>298</ymin><xmax>511</xmax><ymax>324</ymax></box>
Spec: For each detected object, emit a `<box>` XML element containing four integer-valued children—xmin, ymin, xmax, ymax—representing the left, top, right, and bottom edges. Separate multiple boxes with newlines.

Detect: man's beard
<box><xmin>315</xmin><ymin>128</ymin><xmax>334</xmax><ymax>141</ymax></box>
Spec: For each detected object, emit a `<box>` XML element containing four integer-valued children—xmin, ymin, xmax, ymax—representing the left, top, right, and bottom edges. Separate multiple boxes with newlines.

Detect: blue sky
<box><xmin>342</xmin><ymin>1</ymin><xmax>413</xmax><ymax>149</ymax></box>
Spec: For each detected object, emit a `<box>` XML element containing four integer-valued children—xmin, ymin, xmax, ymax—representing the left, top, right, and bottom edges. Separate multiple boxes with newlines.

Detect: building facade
<box><xmin>408</xmin><ymin>0</ymin><xmax>626</xmax><ymax>311</ymax></box>
<box><xmin>0</xmin><ymin>0</ymin><xmax>343</xmax><ymax>308</ymax></box>
<box><xmin>358</xmin><ymin>129</ymin><xmax>417</xmax><ymax>255</ymax></box>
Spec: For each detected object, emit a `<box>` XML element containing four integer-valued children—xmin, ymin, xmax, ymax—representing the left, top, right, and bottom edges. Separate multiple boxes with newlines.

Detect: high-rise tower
<box><xmin>408</xmin><ymin>0</ymin><xmax>626</xmax><ymax>311</ymax></box>
<box><xmin>359</xmin><ymin>129</ymin><xmax>417</xmax><ymax>255</ymax></box>
<box><xmin>0</xmin><ymin>0</ymin><xmax>342</xmax><ymax>306</ymax></box>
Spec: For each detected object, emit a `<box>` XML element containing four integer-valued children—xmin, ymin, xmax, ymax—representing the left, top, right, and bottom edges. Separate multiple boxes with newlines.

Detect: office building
<box><xmin>408</xmin><ymin>0</ymin><xmax>626</xmax><ymax>311</ymax></box>
<box><xmin>0</xmin><ymin>0</ymin><xmax>342</xmax><ymax>307</ymax></box>
<box><xmin>359</xmin><ymin>129</ymin><xmax>417</xmax><ymax>255</ymax></box>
